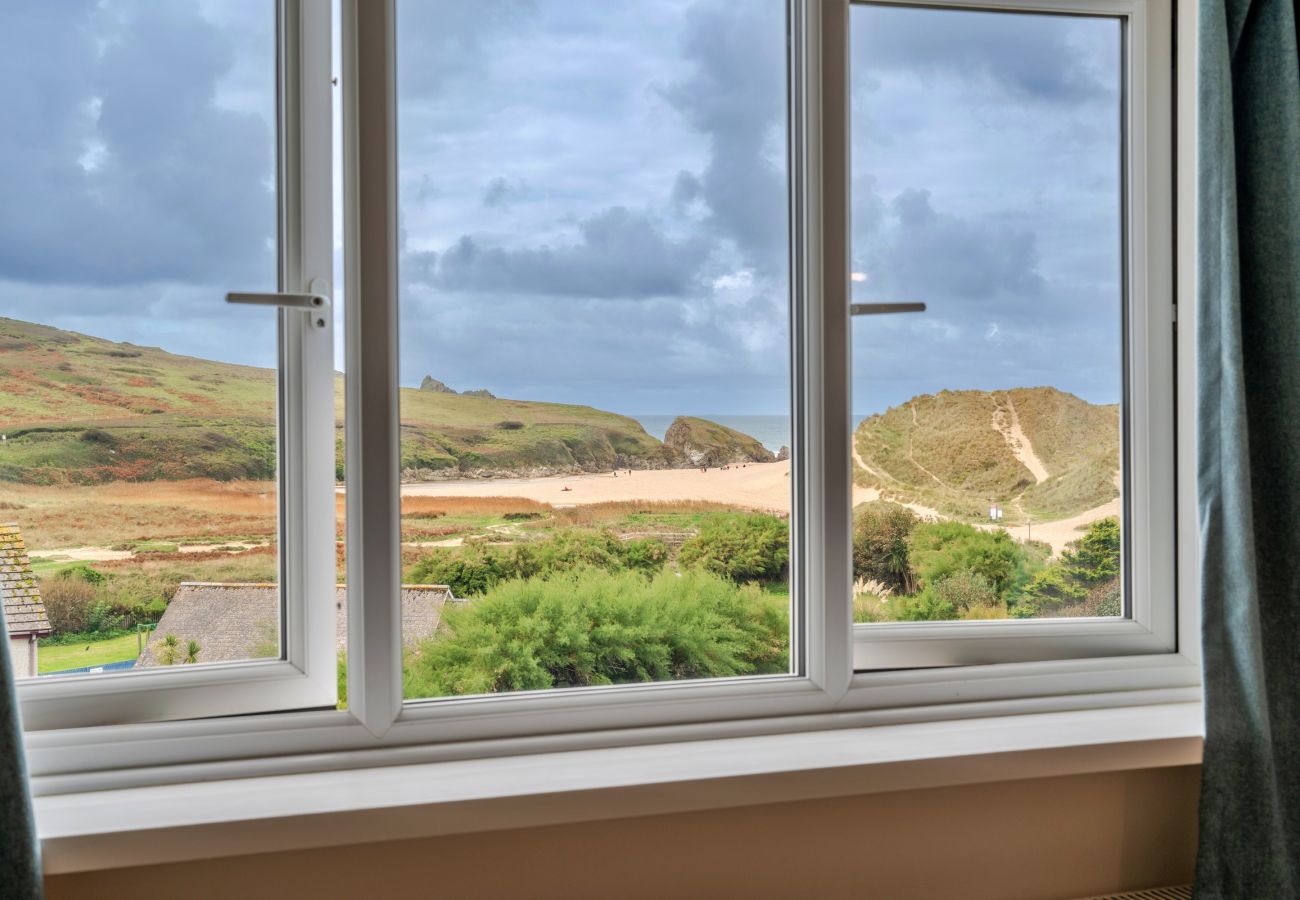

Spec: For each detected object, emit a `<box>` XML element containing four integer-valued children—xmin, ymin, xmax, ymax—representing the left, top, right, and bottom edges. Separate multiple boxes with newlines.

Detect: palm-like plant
<box><xmin>153</xmin><ymin>633</ymin><xmax>181</xmax><ymax>666</ymax></box>
<box><xmin>183</xmin><ymin>640</ymin><xmax>202</xmax><ymax>664</ymax></box>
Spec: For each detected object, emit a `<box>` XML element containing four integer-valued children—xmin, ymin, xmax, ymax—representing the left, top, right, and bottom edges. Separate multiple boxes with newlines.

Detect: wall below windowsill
<box><xmin>36</xmin><ymin>701</ymin><xmax>1203</xmax><ymax>876</ymax></box>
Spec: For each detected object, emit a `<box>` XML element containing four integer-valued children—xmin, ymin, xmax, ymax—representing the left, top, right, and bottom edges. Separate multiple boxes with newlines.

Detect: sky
<box><xmin>0</xmin><ymin>0</ymin><xmax>1122</xmax><ymax>418</ymax></box>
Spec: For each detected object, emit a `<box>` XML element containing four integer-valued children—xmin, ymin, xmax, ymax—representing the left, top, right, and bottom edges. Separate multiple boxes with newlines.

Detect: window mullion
<box><xmin>342</xmin><ymin>0</ymin><xmax>404</xmax><ymax>737</ymax></box>
<box><xmin>796</xmin><ymin>0</ymin><xmax>854</xmax><ymax>700</ymax></box>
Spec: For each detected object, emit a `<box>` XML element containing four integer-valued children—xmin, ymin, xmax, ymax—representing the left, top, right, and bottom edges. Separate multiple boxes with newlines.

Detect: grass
<box><xmin>0</xmin><ymin>315</ymin><xmax>672</xmax><ymax>485</ymax></box>
<box><xmin>38</xmin><ymin>633</ymin><xmax>142</xmax><ymax>674</ymax></box>
<box><xmin>853</xmin><ymin>387</ymin><xmax>1119</xmax><ymax>523</ymax></box>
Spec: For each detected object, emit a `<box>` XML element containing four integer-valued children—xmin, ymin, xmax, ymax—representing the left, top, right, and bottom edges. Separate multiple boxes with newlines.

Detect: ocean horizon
<box><xmin>632</xmin><ymin>415</ymin><xmax>872</xmax><ymax>454</ymax></box>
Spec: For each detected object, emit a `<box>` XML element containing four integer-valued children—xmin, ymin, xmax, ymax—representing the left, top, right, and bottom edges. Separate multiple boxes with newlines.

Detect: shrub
<box><xmin>677</xmin><ymin>515</ymin><xmax>789</xmax><ymax>584</ymax></box>
<box><xmin>496</xmin><ymin>420</ymin><xmax>526</xmax><ymax>431</ymax></box>
<box><xmin>39</xmin><ymin>577</ymin><xmax>97</xmax><ymax>633</ymax></box>
<box><xmin>404</xmin><ymin>569</ymin><xmax>788</xmax><ymax>697</ymax></box>
<box><xmin>852</xmin><ymin>502</ymin><xmax>918</xmax><ymax>594</ymax></box>
<box><xmin>893</xmin><ymin>570</ymin><xmax>1002</xmax><ymax>621</ymax></box>
<box><xmin>907</xmin><ymin>521</ymin><xmax>1033</xmax><ymax>599</ymax></box>
<box><xmin>407</xmin><ymin>530</ymin><xmax>669</xmax><ymax>597</ymax></box>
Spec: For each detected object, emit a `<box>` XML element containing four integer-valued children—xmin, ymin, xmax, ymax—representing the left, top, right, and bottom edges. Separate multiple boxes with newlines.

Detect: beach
<box><xmin>395</xmin><ymin>461</ymin><xmax>1117</xmax><ymax>555</ymax></box>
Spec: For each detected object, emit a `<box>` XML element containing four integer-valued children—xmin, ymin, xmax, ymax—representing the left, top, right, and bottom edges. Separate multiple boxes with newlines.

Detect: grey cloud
<box><xmin>397</xmin><ymin>0</ymin><xmax>535</xmax><ymax>100</ymax></box>
<box><xmin>851</xmin><ymin>5</ymin><xmax>1119</xmax><ymax>103</ymax></box>
<box><xmin>482</xmin><ymin>176</ymin><xmax>527</xmax><ymax>210</ymax></box>
<box><xmin>859</xmin><ymin>188</ymin><xmax>1045</xmax><ymax>303</ymax></box>
<box><xmin>0</xmin><ymin>1</ymin><xmax>275</xmax><ymax>288</ymax></box>
<box><xmin>429</xmin><ymin>206</ymin><xmax>712</xmax><ymax>299</ymax></box>
<box><xmin>662</xmin><ymin>0</ymin><xmax>788</xmax><ymax>274</ymax></box>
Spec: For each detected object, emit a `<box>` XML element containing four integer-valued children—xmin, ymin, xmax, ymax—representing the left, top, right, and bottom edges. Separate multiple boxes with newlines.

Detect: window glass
<box><xmin>849</xmin><ymin>5</ymin><xmax>1125</xmax><ymax>625</ymax></box>
<box><xmin>0</xmin><ymin>3</ymin><xmax>292</xmax><ymax>678</ymax></box>
<box><xmin>394</xmin><ymin>0</ymin><xmax>793</xmax><ymax>699</ymax></box>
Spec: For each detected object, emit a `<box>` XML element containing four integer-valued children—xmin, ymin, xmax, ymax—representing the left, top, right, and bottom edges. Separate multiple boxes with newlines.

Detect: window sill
<box><xmin>36</xmin><ymin>701</ymin><xmax>1203</xmax><ymax>876</ymax></box>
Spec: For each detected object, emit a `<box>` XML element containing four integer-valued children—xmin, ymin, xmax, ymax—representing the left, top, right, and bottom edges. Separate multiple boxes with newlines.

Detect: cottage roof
<box><xmin>137</xmin><ymin>583</ymin><xmax>458</xmax><ymax>667</ymax></box>
<box><xmin>1</xmin><ymin>523</ymin><xmax>51</xmax><ymax>638</ymax></box>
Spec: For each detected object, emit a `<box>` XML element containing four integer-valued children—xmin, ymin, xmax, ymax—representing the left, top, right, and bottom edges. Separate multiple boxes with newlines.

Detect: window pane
<box><xmin>849</xmin><ymin>6</ymin><xmax>1124</xmax><ymax>624</ymax></box>
<box><xmin>394</xmin><ymin>0</ymin><xmax>793</xmax><ymax>700</ymax></box>
<box><xmin>0</xmin><ymin>3</ymin><xmax>288</xmax><ymax>677</ymax></box>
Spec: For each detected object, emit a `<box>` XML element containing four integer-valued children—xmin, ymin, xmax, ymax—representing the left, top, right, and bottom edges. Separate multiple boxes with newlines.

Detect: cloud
<box><xmin>858</xmin><ymin>188</ymin><xmax>1045</xmax><ymax>303</ymax></box>
<box><xmin>851</xmin><ymin>4</ymin><xmax>1120</xmax><ymax>103</ymax></box>
<box><xmin>482</xmin><ymin>176</ymin><xmax>528</xmax><ymax>210</ymax></box>
<box><xmin>661</xmin><ymin>0</ymin><xmax>788</xmax><ymax>274</ymax></box>
<box><xmin>0</xmin><ymin>1</ymin><xmax>276</xmax><ymax>288</ymax></box>
<box><xmin>425</xmin><ymin>206</ymin><xmax>712</xmax><ymax>299</ymax></box>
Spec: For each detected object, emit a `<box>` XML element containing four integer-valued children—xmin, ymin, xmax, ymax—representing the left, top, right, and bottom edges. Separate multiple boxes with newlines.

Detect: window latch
<box><xmin>226</xmin><ymin>288</ymin><xmax>331</xmax><ymax>328</ymax></box>
<box><xmin>850</xmin><ymin>302</ymin><xmax>926</xmax><ymax>316</ymax></box>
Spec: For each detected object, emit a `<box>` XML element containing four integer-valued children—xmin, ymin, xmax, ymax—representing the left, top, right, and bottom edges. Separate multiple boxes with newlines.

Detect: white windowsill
<box><xmin>36</xmin><ymin>701</ymin><xmax>1204</xmax><ymax>876</ymax></box>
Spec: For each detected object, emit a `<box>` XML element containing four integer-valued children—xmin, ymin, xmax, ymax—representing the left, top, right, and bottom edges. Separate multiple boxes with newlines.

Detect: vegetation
<box><xmin>0</xmin><ymin>316</ymin><xmax>708</xmax><ymax>484</ymax></box>
<box><xmin>853</xmin><ymin>387</ymin><xmax>1119</xmax><ymax>522</ymax></box>
<box><xmin>676</xmin><ymin>514</ymin><xmax>789</xmax><ymax>584</ymax></box>
<box><xmin>1013</xmin><ymin>518</ymin><xmax>1121</xmax><ymax>618</ymax></box>
<box><xmin>36</xmin><ymin>633</ymin><xmax>143</xmax><ymax>674</ymax></box>
<box><xmin>406</xmin><ymin>530</ymin><xmax>670</xmax><ymax>597</ymax></box>
<box><xmin>849</xmin><ymin>502</ymin><xmax>1119</xmax><ymax>622</ymax></box>
<box><xmin>403</xmin><ymin>570</ymin><xmax>788</xmax><ymax>697</ymax></box>
<box><xmin>852</xmin><ymin>502</ymin><xmax>918</xmax><ymax>594</ymax></box>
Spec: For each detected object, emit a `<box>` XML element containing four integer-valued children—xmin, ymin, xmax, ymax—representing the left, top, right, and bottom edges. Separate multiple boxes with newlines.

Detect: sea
<box><xmin>632</xmin><ymin>415</ymin><xmax>871</xmax><ymax>455</ymax></box>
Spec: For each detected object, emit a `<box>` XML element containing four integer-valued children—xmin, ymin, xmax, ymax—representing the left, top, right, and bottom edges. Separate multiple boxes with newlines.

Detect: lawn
<box><xmin>38</xmin><ymin>633</ymin><xmax>143</xmax><ymax>674</ymax></box>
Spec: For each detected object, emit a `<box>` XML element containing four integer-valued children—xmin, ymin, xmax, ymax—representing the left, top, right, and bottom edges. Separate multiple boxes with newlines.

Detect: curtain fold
<box><xmin>0</xmin><ymin>632</ymin><xmax>41</xmax><ymax>900</ymax></box>
<box><xmin>1195</xmin><ymin>0</ymin><xmax>1300</xmax><ymax>894</ymax></box>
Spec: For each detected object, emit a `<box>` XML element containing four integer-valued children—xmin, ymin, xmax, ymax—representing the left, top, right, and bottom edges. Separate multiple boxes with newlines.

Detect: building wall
<box><xmin>46</xmin><ymin>764</ymin><xmax>1201</xmax><ymax>900</ymax></box>
<box><xmin>11</xmin><ymin>634</ymin><xmax>35</xmax><ymax>679</ymax></box>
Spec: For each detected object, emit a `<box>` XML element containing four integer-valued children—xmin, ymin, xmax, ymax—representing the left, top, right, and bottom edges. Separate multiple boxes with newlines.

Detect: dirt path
<box><xmin>28</xmin><ymin>540</ymin><xmax>267</xmax><ymax>564</ymax></box>
<box><xmin>993</xmin><ymin>396</ymin><xmax>1050</xmax><ymax>484</ymax></box>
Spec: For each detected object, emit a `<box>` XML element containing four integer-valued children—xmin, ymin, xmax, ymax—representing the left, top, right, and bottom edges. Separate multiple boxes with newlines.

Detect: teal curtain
<box><xmin>1196</xmin><ymin>0</ymin><xmax>1300</xmax><ymax>893</ymax></box>
<box><xmin>0</xmin><ymin>632</ymin><xmax>41</xmax><ymax>899</ymax></box>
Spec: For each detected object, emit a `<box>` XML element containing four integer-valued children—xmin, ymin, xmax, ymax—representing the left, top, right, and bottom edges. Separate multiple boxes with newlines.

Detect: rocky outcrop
<box><xmin>419</xmin><ymin>377</ymin><xmax>497</xmax><ymax>400</ymax></box>
<box><xmin>419</xmin><ymin>376</ymin><xmax>456</xmax><ymax>393</ymax></box>
<box><xmin>775</xmin><ymin>446</ymin><xmax>790</xmax><ymax>462</ymax></box>
<box><xmin>662</xmin><ymin>416</ymin><xmax>775</xmax><ymax>468</ymax></box>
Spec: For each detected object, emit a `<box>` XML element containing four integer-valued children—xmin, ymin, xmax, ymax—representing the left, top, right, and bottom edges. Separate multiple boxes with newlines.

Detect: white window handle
<box><xmin>226</xmin><ymin>290</ymin><xmax>331</xmax><ymax>328</ymax></box>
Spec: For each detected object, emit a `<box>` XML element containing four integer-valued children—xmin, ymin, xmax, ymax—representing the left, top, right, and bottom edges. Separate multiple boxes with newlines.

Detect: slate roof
<box><xmin>1</xmin><ymin>523</ymin><xmax>51</xmax><ymax>638</ymax></box>
<box><xmin>137</xmin><ymin>583</ymin><xmax>459</xmax><ymax>667</ymax></box>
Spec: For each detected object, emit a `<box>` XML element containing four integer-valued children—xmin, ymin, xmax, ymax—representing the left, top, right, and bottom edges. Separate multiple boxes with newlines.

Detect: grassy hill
<box><xmin>853</xmin><ymin>387</ymin><xmax>1119</xmax><ymax>522</ymax></box>
<box><xmin>0</xmin><ymin>317</ymin><xmax>681</xmax><ymax>484</ymax></box>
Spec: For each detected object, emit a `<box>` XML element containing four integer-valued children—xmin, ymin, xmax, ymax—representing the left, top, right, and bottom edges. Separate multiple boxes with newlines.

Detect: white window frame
<box><xmin>19</xmin><ymin>0</ymin><xmax>1200</xmax><ymax>796</ymax></box>
<box><xmin>14</xmin><ymin>0</ymin><xmax>338</xmax><ymax>732</ymax></box>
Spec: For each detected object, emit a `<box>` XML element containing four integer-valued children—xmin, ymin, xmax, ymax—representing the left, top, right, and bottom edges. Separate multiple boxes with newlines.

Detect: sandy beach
<box><xmin>394</xmin><ymin>461</ymin><xmax>1116</xmax><ymax>555</ymax></box>
<box><xmin>399</xmin><ymin>461</ymin><xmax>798</xmax><ymax>513</ymax></box>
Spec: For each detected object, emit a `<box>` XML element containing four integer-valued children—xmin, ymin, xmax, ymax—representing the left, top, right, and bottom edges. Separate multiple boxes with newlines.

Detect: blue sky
<box><xmin>0</xmin><ymin>0</ymin><xmax>1121</xmax><ymax>417</ymax></box>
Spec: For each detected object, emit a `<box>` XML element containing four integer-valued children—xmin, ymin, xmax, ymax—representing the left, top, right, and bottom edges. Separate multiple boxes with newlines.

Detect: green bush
<box><xmin>407</xmin><ymin>530</ymin><xmax>669</xmax><ymax>597</ymax></box>
<box><xmin>908</xmin><ymin>521</ymin><xmax>1034</xmax><ymax>599</ymax></box>
<box><xmin>677</xmin><ymin>515</ymin><xmax>789</xmax><ymax>584</ymax></box>
<box><xmin>852</xmin><ymin>502</ymin><xmax>918</xmax><ymax>593</ymax></box>
<box><xmin>893</xmin><ymin>569</ymin><xmax>1002</xmax><ymax>621</ymax></box>
<box><xmin>403</xmin><ymin>569</ymin><xmax>788</xmax><ymax>697</ymax></box>
<box><xmin>1011</xmin><ymin>518</ymin><xmax>1121</xmax><ymax>618</ymax></box>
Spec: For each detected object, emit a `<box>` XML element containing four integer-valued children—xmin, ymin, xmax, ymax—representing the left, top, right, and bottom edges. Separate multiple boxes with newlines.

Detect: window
<box><xmin>391</xmin><ymin>0</ymin><xmax>796</xmax><ymax>702</ymax></box>
<box><xmin>8</xmin><ymin>0</ymin><xmax>337</xmax><ymax>730</ymax></box>
<box><xmin>14</xmin><ymin>0</ymin><xmax>1191</xmax><ymax>791</ymax></box>
<box><xmin>848</xmin><ymin>0</ymin><xmax>1176</xmax><ymax>668</ymax></box>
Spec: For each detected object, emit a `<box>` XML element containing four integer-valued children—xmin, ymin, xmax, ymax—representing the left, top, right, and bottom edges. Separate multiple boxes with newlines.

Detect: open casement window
<box><xmin>14</xmin><ymin>1</ymin><xmax>337</xmax><ymax>730</ymax></box>
<box><xmin>845</xmin><ymin>0</ymin><xmax>1176</xmax><ymax>669</ymax></box>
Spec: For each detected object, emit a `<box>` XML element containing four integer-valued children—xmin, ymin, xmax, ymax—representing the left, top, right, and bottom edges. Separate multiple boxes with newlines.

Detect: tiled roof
<box><xmin>1</xmin><ymin>523</ymin><xmax>52</xmax><ymax>637</ymax></box>
<box><xmin>137</xmin><ymin>583</ymin><xmax>460</xmax><ymax>667</ymax></box>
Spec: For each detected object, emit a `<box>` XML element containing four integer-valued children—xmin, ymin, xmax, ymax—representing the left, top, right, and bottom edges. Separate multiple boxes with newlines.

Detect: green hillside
<box><xmin>0</xmin><ymin>317</ymin><xmax>678</xmax><ymax>484</ymax></box>
<box><xmin>853</xmin><ymin>387</ymin><xmax>1119</xmax><ymax>522</ymax></box>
